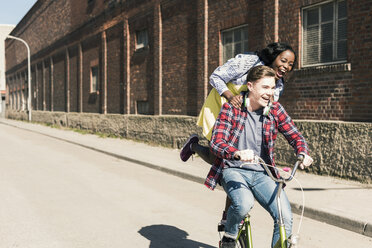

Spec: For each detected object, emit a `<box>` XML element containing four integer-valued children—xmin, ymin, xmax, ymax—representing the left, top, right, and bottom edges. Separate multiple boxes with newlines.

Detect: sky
<box><xmin>0</xmin><ymin>0</ymin><xmax>38</xmax><ymax>25</ymax></box>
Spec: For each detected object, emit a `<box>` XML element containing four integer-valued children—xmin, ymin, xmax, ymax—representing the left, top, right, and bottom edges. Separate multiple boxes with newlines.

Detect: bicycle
<box><xmin>218</xmin><ymin>155</ymin><xmax>305</xmax><ymax>248</ymax></box>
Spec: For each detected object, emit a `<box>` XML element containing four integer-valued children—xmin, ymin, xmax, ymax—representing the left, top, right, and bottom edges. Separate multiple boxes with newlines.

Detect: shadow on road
<box><xmin>138</xmin><ymin>224</ymin><xmax>215</xmax><ymax>248</ymax></box>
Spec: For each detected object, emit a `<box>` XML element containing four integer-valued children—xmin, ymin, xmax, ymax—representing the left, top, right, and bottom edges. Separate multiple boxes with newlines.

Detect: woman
<box><xmin>180</xmin><ymin>42</ymin><xmax>296</xmax><ymax>164</ymax></box>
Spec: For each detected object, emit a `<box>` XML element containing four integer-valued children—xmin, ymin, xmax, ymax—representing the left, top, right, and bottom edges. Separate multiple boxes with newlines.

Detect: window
<box><xmin>136</xmin><ymin>29</ymin><xmax>148</xmax><ymax>50</ymax></box>
<box><xmin>222</xmin><ymin>25</ymin><xmax>249</xmax><ymax>63</ymax></box>
<box><xmin>302</xmin><ymin>0</ymin><xmax>347</xmax><ymax>66</ymax></box>
<box><xmin>136</xmin><ymin>100</ymin><xmax>149</xmax><ymax>115</ymax></box>
<box><xmin>105</xmin><ymin>0</ymin><xmax>118</xmax><ymax>8</ymax></box>
<box><xmin>90</xmin><ymin>66</ymin><xmax>99</xmax><ymax>93</ymax></box>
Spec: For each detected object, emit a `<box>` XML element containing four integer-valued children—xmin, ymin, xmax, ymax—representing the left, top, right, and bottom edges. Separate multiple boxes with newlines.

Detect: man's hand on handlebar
<box><xmin>234</xmin><ymin>149</ymin><xmax>254</xmax><ymax>162</ymax></box>
<box><xmin>299</xmin><ymin>152</ymin><xmax>313</xmax><ymax>169</ymax></box>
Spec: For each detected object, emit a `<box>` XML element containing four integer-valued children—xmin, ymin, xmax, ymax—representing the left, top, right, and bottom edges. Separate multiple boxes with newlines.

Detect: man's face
<box><xmin>271</xmin><ymin>50</ymin><xmax>295</xmax><ymax>80</ymax></box>
<box><xmin>247</xmin><ymin>76</ymin><xmax>276</xmax><ymax>110</ymax></box>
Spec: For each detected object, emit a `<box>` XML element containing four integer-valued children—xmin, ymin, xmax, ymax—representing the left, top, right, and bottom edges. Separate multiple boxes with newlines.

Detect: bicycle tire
<box><xmin>236</xmin><ymin>232</ymin><xmax>246</xmax><ymax>248</ymax></box>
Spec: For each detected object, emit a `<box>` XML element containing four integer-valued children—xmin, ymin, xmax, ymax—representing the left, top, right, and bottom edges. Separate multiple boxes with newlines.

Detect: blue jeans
<box><xmin>221</xmin><ymin>168</ymin><xmax>292</xmax><ymax>248</ymax></box>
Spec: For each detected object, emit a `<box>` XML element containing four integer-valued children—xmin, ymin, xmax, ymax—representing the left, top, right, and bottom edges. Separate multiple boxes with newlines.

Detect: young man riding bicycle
<box><xmin>204</xmin><ymin>65</ymin><xmax>313</xmax><ymax>248</ymax></box>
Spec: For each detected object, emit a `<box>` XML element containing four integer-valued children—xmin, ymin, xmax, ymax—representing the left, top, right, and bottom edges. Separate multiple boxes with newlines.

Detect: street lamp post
<box><xmin>7</xmin><ymin>35</ymin><xmax>31</xmax><ymax>121</ymax></box>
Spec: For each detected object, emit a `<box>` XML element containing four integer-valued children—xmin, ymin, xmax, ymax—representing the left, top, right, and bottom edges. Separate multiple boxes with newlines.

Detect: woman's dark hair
<box><xmin>256</xmin><ymin>42</ymin><xmax>297</xmax><ymax>71</ymax></box>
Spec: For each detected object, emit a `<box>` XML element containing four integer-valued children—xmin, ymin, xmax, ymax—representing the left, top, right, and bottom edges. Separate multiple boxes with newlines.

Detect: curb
<box><xmin>1</xmin><ymin>120</ymin><xmax>371</xmax><ymax>238</ymax></box>
<box><xmin>291</xmin><ymin>203</ymin><xmax>372</xmax><ymax>237</ymax></box>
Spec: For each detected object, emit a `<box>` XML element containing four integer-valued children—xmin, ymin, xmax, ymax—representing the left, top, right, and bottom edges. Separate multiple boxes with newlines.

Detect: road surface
<box><xmin>0</xmin><ymin>123</ymin><xmax>371</xmax><ymax>247</ymax></box>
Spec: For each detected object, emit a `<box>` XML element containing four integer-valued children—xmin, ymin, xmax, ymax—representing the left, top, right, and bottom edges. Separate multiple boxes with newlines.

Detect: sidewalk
<box><xmin>1</xmin><ymin>118</ymin><xmax>371</xmax><ymax>238</ymax></box>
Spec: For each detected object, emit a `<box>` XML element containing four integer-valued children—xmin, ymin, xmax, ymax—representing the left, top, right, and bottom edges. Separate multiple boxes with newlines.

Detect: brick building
<box><xmin>5</xmin><ymin>0</ymin><xmax>372</xmax><ymax>121</ymax></box>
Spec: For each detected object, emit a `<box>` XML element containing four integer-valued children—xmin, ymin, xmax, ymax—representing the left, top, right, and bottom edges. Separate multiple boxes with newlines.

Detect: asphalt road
<box><xmin>0</xmin><ymin>123</ymin><xmax>371</xmax><ymax>248</ymax></box>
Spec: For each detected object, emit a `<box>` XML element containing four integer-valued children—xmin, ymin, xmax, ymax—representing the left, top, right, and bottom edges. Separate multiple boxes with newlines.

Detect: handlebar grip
<box><xmin>289</xmin><ymin>154</ymin><xmax>305</xmax><ymax>179</ymax></box>
<box><xmin>297</xmin><ymin>154</ymin><xmax>305</xmax><ymax>161</ymax></box>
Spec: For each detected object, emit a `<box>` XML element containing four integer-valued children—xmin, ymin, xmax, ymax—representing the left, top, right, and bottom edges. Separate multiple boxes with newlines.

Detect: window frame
<box><xmin>221</xmin><ymin>24</ymin><xmax>249</xmax><ymax>64</ymax></box>
<box><xmin>301</xmin><ymin>0</ymin><xmax>347</xmax><ymax>67</ymax></box>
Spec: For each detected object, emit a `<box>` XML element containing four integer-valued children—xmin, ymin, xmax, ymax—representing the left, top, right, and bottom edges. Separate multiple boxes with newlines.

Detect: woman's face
<box><xmin>271</xmin><ymin>50</ymin><xmax>295</xmax><ymax>80</ymax></box>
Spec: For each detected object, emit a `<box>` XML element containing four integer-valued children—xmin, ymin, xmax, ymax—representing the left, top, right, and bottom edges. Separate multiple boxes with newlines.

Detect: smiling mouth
<box><xmin>276</xmin><ymin>68</ymin><xmax>286</xmax><ymax>78</ymax></box>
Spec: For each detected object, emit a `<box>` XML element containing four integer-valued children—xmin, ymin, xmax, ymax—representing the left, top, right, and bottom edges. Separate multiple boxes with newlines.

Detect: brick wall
<box><xmin>44</xmin><ymin>60</ymin><xmax>51</xmax><ymax>111</ymax></box>
<box><xmin>161</xmin><ymin>0</ymin><xmax>198</xmax><ymax>115</ymax></box>
<box><xmin>129</xmin><ymin>12</ymin><xmax>152</xmax><ymax>114</ymax></box>
<box><xmin>6</xmin><ymin>0</ymin><xmax>72</xmax><ymax>69</ymax></box>
<box><xmin>282</xmin><ymin>64</ymin><xmax>353</xmax><ymax>119</ymax></box>
<box><xmin>35</xmin><ymin>63</ymin><xmax>43</xmax><ymax>110</ymax></box>
<box><xmin>273</xmin><ymin>0</ymin><xmax>372</xmax><ymax>121</ymax></box>
<box><xmin>5</xmin><ymin>0</ymin><xmax>372</xmax><ymax>122</ymax></box>
<box><xmin>69</xmin><ymin>47</ymin><xmax>79</xmax><ymax>113</ymax></box>
<box><xmin>106</xmin><ymin>24</ymin><xmax>123</xmax><ymax>114</ymax></box>
<box><xmin>53</xmin><ymin>52</ymin><xmax>66</xmax><ymax>112</ymax></box>
<box><xmin>347</xmin><ymin>0</ymin><xmax>372</xmax><ymax>121</ymax></box>
<box><xmin>208</xmin><ymin>0</ymin><xmax>262</xmax><ymax>81</ymax></box>
<box><xmin>31</xmin><ymin>67</ymin><xmax>37</xmax><ymax>110</ymax></box>
<box><xmin>82</xmin><ymin>35</ymin><xmax>100</xmax><ymax>113</ymax></box>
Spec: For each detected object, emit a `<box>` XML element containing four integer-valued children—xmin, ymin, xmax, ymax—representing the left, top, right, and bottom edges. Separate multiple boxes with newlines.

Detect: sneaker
<box><xmin>220</xmin><ymin>236</ymin><xmax>235</xmax><ymax>248</ymax></box>
<box><xmin>180</xmin><ymin>134</ymin><xmax>199</xmax><ymax>162</ymax></box>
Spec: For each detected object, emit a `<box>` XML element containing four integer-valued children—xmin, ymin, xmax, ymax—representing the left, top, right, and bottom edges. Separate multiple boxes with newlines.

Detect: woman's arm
<box><xmin>209</xmin><ymin>54</ymin><xmax>262</xmax><ymax>95</ymax></box>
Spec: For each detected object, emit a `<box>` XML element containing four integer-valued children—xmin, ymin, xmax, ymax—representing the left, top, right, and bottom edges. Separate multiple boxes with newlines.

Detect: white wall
<box><xmin>0</xmin><ymin>25</ymin><xmax>15</xmax><ymax>91</ymax></box>
<box><xmin>0</xmin><ymin>25</ymin><xmax>15</xmax><ymax>116</ymax></box>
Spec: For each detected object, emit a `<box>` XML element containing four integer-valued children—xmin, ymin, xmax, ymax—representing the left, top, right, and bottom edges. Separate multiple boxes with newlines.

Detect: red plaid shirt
<box><xmin>204</xmin><ymin>101</ymin><xmax>309</xmax><ymax>190</ymax></box>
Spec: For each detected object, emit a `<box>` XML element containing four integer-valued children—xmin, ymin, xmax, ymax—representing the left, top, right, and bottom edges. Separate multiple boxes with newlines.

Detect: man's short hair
<box><xmin>247</xmin><ymin>65</ymin><xmax>276</xmax><ymax>83</ymax></box>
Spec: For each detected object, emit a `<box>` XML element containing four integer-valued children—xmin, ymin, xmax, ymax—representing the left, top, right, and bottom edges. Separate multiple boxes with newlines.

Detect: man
<box><xmin>204</xmin><ymin>65</ymin><xmax>313</xmax><ymax>248</ymax></box>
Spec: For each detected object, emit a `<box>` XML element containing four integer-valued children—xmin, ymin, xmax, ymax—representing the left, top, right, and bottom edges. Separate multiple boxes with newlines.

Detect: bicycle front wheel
<box><xmin>237</xmin><ymin>232</ymin><xmax>246</xmax><ymax>248</ymax></box>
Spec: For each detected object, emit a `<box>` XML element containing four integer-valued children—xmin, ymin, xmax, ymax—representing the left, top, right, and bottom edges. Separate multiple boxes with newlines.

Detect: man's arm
<box><xmin>209</xmin><ymin>103</ymin><xmax>239</xmax><ymax>160</ymax></box>
<box><xmin>275</xmin><ymin>103</ymin><xmax>309</xmax><ymax>155</ymax></box>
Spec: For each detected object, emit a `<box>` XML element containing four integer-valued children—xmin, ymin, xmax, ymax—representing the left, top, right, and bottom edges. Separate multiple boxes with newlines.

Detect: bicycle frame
<box><xmin>273</xmin><ymin>181</ymin><xmax>288</xmax><ymax>248</ymax></box>
<box><xmin>235</xmin><ymin>182</ymin><xmax>288</xmax><ymax>248</ymax></box>
<box><xmin>237</xmin><ymin>215</ymin><xmax>253</xmax><ymax>248</ymax></box>
<box><xmin>222</xmin><ymin>155</ymin><xmax>304</xmax><ymax>248</ymax></box>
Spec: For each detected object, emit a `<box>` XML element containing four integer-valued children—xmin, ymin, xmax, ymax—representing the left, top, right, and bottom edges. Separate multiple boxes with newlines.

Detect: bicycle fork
<box><xmin>273</xmin><ymin>182</ymin><xmax>288</xmax><ymax>248</ymax></box>
<box><xmin>273</xmin><ymin>223</ymin><xmax>287</xmax><ymax>248</ymax></box>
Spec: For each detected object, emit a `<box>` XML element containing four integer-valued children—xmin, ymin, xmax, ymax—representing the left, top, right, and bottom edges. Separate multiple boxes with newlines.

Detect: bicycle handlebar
<box><xmin>233</xmin><ymin>153</ymin><xmax>304</xmax><ymax>182</ymax></box>
<box><xmin>258</xmin><ymin>154</ymin><xmax>304</xmax><ymax>183</ymax></box>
